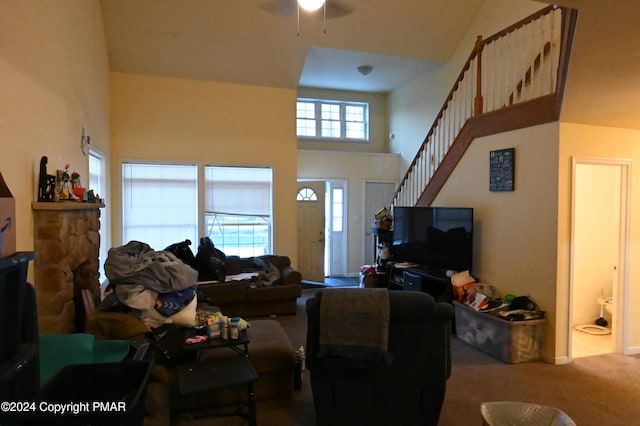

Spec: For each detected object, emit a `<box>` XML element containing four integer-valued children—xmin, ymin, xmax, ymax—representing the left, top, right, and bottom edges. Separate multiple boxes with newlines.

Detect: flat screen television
<box><xmin>392</xmin><ymin>207</ymin><xmax>473</xmax><ymax>272</ymax></box>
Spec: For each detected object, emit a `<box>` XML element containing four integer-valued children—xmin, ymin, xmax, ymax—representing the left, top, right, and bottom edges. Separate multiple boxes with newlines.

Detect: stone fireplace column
<box><xmin>32</xmin><ymin>202</ymin><xmax>104</xmax><ymax>333</ymax></box>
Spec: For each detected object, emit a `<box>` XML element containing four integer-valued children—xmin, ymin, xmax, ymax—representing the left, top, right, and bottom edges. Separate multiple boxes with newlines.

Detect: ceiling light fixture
<box><xmin>357</xmin><ymin>65</ymin><xmax>373</xmax><ymax>76</ymax></box>
<box><xmin>298</xmin><ymin>0</ymin><xmax>325</xmax><ymax>12</ymax></box>
<box><xmin>297</xmin><ymin>0</ymin><xmax>327</xmax><ymax>36</ymax></box>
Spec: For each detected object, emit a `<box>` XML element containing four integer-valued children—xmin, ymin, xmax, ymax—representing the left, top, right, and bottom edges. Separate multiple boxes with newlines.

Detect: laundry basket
<box><xmin>481</xmin><ymin>401</ymin><xmax>576</xmax><ymax>426</ymax></box>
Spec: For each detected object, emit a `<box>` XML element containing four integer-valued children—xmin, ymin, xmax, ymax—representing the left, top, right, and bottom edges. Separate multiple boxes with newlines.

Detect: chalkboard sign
<box><xmin>490</xmin><ymin>148</ymin><xmax>515</xmax><ymax>191</ymax></box>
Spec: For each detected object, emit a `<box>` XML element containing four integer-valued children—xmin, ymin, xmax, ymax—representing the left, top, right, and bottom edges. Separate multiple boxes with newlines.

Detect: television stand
<box><xmin>386</xmin><ymin>262</ymin><xmax>454</xmax><ymax>303</ymax></box>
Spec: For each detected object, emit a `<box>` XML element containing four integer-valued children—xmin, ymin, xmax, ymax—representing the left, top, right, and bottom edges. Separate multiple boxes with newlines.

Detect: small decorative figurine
<box><xmin>37</xmin><ymin>156</ymin><xmax>57</xmax><ymax>202</ymax></box>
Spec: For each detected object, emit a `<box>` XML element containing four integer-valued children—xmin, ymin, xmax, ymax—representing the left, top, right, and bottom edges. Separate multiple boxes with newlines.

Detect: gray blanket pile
<box><xmin>105</xmin><ymin>241</ymin><xmax>199</xmax><ymax>327</ymax></box>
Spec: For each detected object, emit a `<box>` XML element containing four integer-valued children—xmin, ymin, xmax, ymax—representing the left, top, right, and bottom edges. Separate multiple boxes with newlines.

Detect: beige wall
<box><xmin>0</xmin><ymin>0</ymin><xmax>110</xmax><ymax>261</ymax></box>
<box><xmin>297</xmin><ymin>87</ymin><xmax>389</xmax><ymax>153</ymax></box>
<box><xmin>434</xmin><ymin>123</ymin><xmax>560</xmax><ymax>361</ymax></box>
<box><xmin>558</xmin><ymin>122</ymin><xmax>640</xmax><ymax>360</ymax></box>
<box><xmin>434</xmin><ymin>120</ymin><xmax>640</xmax><ymax>363</ymax></box>
<box><xmin>298</xmin><ymin>150</ymin><xmax>400</xmax><ymax>273</ymax></box>
<box><xmin>109</xmin><ymin>72</ymin><xmax>299</xmax><ymax>262</ymax></box>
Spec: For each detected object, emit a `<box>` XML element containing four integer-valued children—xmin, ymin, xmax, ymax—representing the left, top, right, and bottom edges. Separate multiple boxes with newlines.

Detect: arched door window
<box><xmin>297</xmin><ymin>187</ymin><xmax>318</xmax><ymax>201</ymax></box>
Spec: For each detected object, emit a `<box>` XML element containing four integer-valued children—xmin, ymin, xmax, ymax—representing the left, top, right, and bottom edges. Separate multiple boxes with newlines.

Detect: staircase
<box><xmin>391</xmin><ymin>5</ymin><xmax>578</xmax><ymax>209</ymax></box>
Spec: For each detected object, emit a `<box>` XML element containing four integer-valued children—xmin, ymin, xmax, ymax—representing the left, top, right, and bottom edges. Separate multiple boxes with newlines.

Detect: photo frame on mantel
<box><xmin>489</xmin><ymin>148</ymin><xmax>515</xmax><ymax>192</ymax></box>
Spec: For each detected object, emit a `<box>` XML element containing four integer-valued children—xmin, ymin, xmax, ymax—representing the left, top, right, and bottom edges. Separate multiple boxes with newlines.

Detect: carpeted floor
<box><xmin>179</xmin><ymin>289</ymin><xmax>640</xmax><ymax>425</ymax></box>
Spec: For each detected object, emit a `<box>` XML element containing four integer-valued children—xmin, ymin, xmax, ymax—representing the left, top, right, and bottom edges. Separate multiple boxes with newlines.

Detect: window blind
<box><xmin>204</xmin><ymin>166</ymin><xmax>272</xmax><ymax>217</ymax></box>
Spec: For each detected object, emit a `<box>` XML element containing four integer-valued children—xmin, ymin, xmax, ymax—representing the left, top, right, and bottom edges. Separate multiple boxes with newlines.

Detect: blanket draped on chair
<box><xmin>317</xmin><ymin>288</ymin><xmax>393</xmax><ymax>365</ymax></box>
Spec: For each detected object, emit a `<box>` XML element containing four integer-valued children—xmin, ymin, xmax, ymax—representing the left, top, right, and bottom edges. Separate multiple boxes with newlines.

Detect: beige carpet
<box><xmin>179</xmin><ymin>289</ymin><xmax>640</xmax><ymax>425</ymax></box>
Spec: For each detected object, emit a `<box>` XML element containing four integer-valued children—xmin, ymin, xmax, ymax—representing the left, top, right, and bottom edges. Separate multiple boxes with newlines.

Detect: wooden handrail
<box><xmin>415</xmin><ymin>7</ymin><xmax>578</xmax><ymax>207</ymax></box>
<box><xmin>391</xmin><ymin>5</ymin><xmax>577</xmax><ymax>209</ymax></box>
<box><xmin>483</xmin><ymin>5</ymin><xmax>556</xmax><ymax>46</ymax></box>
<box><xmin>394</xmin><ymin>37</ymin><xmax>482</xmax><ymax>202</ymax></box>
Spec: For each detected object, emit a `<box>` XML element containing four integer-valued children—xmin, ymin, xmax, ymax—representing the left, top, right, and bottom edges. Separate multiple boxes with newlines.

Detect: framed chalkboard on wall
<box><xmin>489</xmin><ymin>148</ymin><xmax>515</xmax><ymax>191</ymax></box>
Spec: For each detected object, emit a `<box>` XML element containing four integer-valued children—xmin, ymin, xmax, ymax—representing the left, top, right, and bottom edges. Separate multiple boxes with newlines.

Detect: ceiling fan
<box><xmin>260</xmin><ymin>0</ymin><xmax>354</xmax><ymax>20</ymax></box>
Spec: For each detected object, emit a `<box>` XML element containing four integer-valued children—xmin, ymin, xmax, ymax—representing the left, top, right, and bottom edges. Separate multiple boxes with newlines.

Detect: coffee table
<box><xmin>183</xmin><ymin>328</ymin><xmax>250</xmax><ymax>356</ymax></box>
<box><xmin>176</xmin><ymin>330</ymin><xmax>257</xmax><ymax>426</ymax></box>
<box><xmin>177</xmin><ymin>356</ymin><xmax>258</xmax><ymax>426</ymax></box>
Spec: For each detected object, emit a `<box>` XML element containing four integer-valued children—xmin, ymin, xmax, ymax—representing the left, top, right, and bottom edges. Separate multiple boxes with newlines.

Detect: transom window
<box><xmin>296</xmin><ymin>187</ymin><xmax>318</xmax><ymax>201</ymax></box>
<box><xmin>296</xmin><ymin>98</ymin><xmax>369</xmax><ymax>141</ymax></box>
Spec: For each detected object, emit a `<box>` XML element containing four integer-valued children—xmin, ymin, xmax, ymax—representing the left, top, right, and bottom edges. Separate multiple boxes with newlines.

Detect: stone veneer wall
<box><xmin>32</xmin><ymin>202</ymin><xmax>103</xmax><ymax>333</ymax></box>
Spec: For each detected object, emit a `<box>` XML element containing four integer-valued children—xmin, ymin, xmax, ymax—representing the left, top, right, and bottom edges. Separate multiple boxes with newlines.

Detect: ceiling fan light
<box><xmin>298</xmin><ymin>0</ymin><xmax>325</xmax><ymax>12</ymax></box>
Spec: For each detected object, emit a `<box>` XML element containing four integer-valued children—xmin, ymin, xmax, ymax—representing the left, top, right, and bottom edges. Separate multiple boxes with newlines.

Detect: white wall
<box><xmin>109</xmin><ymin>72</ymin><xmax>300</xmax><ymax>263</ymax></box>
<box><xmin>298</xmin><ymin>150</ymin><xmax>400</xmax><ymax>274</ymax></box>
<box><xmin>558</xmin><ymin>123</ymin><xmax>640</xmax><ymax>360</ymax></box>
<box><xmin>441</xmin><ymin>121</ymin><xmax>640</xmax><ymax>362</ymax></box>
<box><xmin>434</xmin><ymin>123</ymin><xmax>560</xmax><ymax>361</ymax></box>
<box><xmin>0</xmin><ymin>0</ymin><xmax>110</xmax><ymax>268</ymax></box>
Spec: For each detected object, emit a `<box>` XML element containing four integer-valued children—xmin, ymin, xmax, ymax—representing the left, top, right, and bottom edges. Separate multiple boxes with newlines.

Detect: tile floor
<box><xmin>572</xmin><ymin>327</ymin><xmax>613</xmax><ymax>358</ymax></box>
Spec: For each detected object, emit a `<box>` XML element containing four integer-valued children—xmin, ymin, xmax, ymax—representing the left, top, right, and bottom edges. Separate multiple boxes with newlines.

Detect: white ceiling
<box><xmin>298</xmin><ymin>46</ymin><xmax>441</xmax><ymax>92</ymax></box>
<box><xmin>100</xmin><ymin>0</ymin><xmax>483</xmax><ymax>91</ymax></box>
<box><xmin>100</xmin><ymin>0</ymin><xmax>640</xmax><ymax>130</ymax></box>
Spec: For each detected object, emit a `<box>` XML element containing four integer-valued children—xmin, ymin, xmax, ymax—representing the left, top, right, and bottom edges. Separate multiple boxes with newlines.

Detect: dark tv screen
<box><xmin>392</xmin><ymin>207</ymin><xmax>473</xmax><ymax>271</ymax></box>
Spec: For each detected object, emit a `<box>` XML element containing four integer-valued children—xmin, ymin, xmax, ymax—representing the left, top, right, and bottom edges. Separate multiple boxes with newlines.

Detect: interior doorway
<box><xmin>570</xmin><ymin>158</ymin><xmax>630</xmax><ymax>359</ymax></box>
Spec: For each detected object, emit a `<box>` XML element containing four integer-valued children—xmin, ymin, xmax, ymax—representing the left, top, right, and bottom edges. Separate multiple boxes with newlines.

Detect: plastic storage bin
<box><xmin>454</xmin><ymin>301</ymin><xmax>545</xmax><ymax>363</ymax></box>
<box><xmin>26</xmin><ymin>360</ymin><xmax>152</xmax><ymax>425</ymax></box>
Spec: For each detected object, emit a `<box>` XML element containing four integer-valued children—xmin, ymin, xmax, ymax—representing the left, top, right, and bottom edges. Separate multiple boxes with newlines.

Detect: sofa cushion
<box><xmin>247</xmin><ymin>284</ymin><xmax>301</xmax><ymax>303</ymax></box>
<box><xmin>246</xmin><ymin>319</ymin><xmax>296</xmax><ymax>372</ymax></box>
<box><xmin>225</xmin><ymin>255</ymin><xmax>243</xmax><ymax>275</ymax></box>
<box><xmin>281</xmin><ymin>266</ymin><xmax>302</xmax><ymax>286</ymax></box>
<box><xmin>85</xmin><ymin>311</ymin><xmax>151</xmax><ymax>340</ymax></box>
<box><xmin>260</xmin><ymin>255</ymin><xmax>290</xmax><ymax>271</ymax></box>
<box><xmin>199</xmin><ymin>281</ymin><xmax>251</xmax><ymax>304</ymax></box>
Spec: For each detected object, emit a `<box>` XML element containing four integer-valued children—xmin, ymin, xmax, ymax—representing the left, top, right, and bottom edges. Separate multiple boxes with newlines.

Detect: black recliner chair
<box><xmin>306</xmin><ymin>289</ymin><xmax>453</xmax><ymax>426</ymax></box>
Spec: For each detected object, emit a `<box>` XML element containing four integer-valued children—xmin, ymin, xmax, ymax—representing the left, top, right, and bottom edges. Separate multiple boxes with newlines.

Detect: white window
<box><xmin>296</xmin><ymin>187</ymin><xmax>318</xmax><ymax>201</ymax></box>
<box><xmin>297</xmin><ymin>98</ymin><xmax>369</xmax><ymax>141</ymax></box>
<box><xmin>121</xmin><ymin>163</ymin><xmax>274</xmax><ymax>257</ymax></box>
<box><xmin>331</xmin><ymin>187</ymin><xmax>343</xmax><ymax>232</ymax></box>
<box><xmin>89</xmin><ymin>149</ymin><xmax>109</xmax><ymax>285</ymax></box>
<box><xmin>122</xmin><ymin>163</ymin><xmax>198</xmax><ymax>250</ymax></box>
<box><xmin>296</xmin><ymin>102</ymin><xmax>316</xmax><ymax>137</ymax></box>
<box><xmin>204</xmin><ymin>166</ymin><xmax>273</xmax><ymax>257</ymax></box>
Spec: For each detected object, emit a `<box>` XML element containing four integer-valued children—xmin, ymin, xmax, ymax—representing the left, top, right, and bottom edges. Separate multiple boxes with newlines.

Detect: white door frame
<box><xmin>327</xmin><ymin>179</ymin><xmax>348</xmax><ymax>277</ymax></box>
<box><xmin>569</xmin><ymin>157</ymin><xmax>631</xmax><ymax>359</ymax></box>
<box><xmin>297</xmin><ymin>179</ymin><xmax>350</xmax><ymax>278</ymax></box>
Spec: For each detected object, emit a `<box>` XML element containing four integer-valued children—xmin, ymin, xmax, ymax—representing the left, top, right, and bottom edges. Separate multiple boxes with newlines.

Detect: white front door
<box><xmin>297</xmin><ymin>181</ymin><xmax>326</xmax><ymax>282</ymax></box>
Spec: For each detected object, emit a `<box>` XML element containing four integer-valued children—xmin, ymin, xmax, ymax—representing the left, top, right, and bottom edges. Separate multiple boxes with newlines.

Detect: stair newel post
<box><xmin>474</xmin><ymin>35</ymin><xmax>484</xmax><ymax>116</ymax></box>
